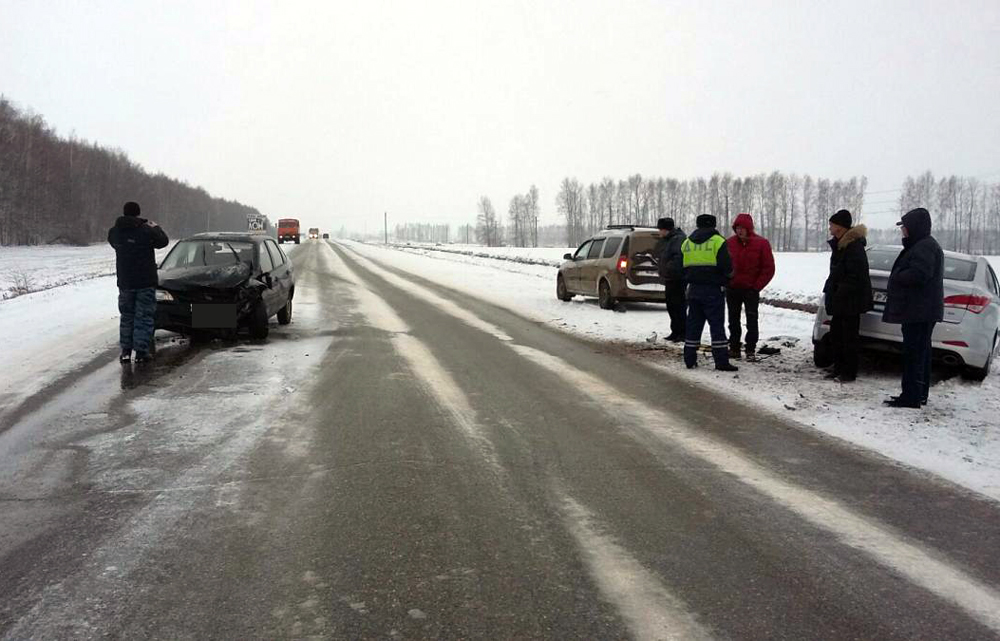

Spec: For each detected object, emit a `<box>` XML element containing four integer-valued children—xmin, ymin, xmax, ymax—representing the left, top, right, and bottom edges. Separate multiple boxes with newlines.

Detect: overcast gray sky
<box><xmin>2</xmin><ymin>0</ymin><xmax>998</xmax><ymax>232</ymax></box>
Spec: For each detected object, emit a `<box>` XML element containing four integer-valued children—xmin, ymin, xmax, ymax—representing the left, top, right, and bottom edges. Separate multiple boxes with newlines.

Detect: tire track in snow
<box><xmin>317</xmin><ymin>243</ymin><xmax>504</xmax><ymax>473</ymax></box>
<box><xmin>557</xmin><ymin>489</ymin><xmax>713</xmax><ymax>641</ymax></box>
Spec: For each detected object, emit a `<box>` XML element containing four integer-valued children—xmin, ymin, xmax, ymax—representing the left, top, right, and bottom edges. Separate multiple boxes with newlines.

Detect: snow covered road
<box><xmin>344</xmin><ymin>240</ymin><xmax>1000</xmax><ymax>501</ymax></box>
<box><xmin>1</xmin><ymin>240</ymin><xmax>999</xmax><ymax>639</ymax></box>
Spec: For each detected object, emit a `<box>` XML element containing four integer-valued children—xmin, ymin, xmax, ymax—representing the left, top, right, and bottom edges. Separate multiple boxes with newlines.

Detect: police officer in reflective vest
<box><xmin>682</xmin><ymin>214</ymin><xmax>739</xmax><ymax>371</ymax></box>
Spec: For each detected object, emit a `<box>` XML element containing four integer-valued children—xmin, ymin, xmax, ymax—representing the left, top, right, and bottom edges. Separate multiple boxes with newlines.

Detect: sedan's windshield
<box><xmin>867</xmin><ymin>248</ymin><xmax>977</xmax><ymax>282</ymax></box>
<box><xmin>160</xmin><ymin>240</ymin><xmax>254</xmax><ymax>269</ymax></box>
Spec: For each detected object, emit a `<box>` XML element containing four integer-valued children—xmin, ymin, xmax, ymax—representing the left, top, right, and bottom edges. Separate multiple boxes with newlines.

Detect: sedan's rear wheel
<box><xmin>962</xmin><ymin>333</ymin><xmax>996</xmax><ymax>381</ymax></box>
<box><xmin>598</xmin><ymin>279</ymin><xmax>615</xmax><ymax>310</ymax></box>
<box><xmin>556</xmin><ymin>275</ymin><xmax>572</xmax><ymax>301</ymax></box>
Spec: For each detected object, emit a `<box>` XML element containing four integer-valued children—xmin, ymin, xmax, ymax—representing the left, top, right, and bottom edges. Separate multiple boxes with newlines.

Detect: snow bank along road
<box><xmin>1</xmin><ymin>240</ymin><xmax>1000</xmax><ymax>639</ymax></box>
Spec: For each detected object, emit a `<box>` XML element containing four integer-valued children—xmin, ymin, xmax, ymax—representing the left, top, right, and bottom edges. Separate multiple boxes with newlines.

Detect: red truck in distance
<box><xmin>277</xmin><ymin>218</ymin><xmax>300</xmax><ymax>244</ymax></box>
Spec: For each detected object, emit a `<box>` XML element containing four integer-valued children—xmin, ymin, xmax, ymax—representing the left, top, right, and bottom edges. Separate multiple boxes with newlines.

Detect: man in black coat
<box><xmin>882</xmin><ymin>207</ymin><xmax>944</xmax><ymax>408</ymax></box>
<box><xmin>655</xmin><ymin>217</ymin><xmax>687</xmax><ymax>342</ymax></box>
<box><xmin>822</xmin><ymin>209</ymin><xmax>873</xmax><ymax>383</ymax></box>
<box><xmin>107</xmin><ymin>202</ymin><xmax>169</xmax><ymax>363</ymax></box>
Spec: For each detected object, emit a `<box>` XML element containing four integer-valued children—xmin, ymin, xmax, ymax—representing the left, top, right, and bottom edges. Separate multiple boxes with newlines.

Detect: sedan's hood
<box><xmin>158</xmin><ymin>263</ymin><xmax>252</xmax><ymax>291</ymax></box>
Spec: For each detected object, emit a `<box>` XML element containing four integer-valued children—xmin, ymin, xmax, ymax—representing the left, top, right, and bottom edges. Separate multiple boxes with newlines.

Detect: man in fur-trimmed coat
<box><xmin>822</xmin><ymin>209</ymin><xmax>873</xmax><ymax>382</ymax></box>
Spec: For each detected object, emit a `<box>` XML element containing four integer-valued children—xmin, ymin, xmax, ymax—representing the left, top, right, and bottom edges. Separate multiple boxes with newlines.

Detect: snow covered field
<box><xmin>0</xmin><ymin>243</ymin><xmax>173</xmax><ymax>299</ymax></box>
<box><xmin>345</xmin><ymin>240</ymin><xmax>1000</xmax><ymax>502</ymax></box>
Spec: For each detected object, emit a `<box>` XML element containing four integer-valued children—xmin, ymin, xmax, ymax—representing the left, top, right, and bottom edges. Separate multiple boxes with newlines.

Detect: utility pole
<box><xmin>384</xmin><ymin>212</ymin><xmax>388</xmax><ymax>244</ymax></box>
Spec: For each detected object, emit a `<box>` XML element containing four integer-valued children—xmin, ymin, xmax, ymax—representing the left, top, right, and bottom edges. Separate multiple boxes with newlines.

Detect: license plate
<box><xmin>872</xmin><ymin>290</ymin><xmax>888</xmax><ymax>303</ymax></box>
<box><xmin>192</xmin><ymin>303</ymin><xmax>237</xmax><ymax>328</ymax></box>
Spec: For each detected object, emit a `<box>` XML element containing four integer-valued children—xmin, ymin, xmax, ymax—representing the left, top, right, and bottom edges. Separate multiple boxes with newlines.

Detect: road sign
<box><xmin>247</xmin><ymin>214</ymin><xmax>267</xmax><ymax>233</ymax></box>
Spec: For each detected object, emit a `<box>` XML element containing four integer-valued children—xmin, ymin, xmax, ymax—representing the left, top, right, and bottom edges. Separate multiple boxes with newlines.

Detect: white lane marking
<box><xmin>341</xmin><ymin>247</ymin><xmax>513</xmax><ymax>342</ymax></box>
<box><xmin>322</xmin><ymin>243</ymin><xmax>501</xmax><ymax>469</ymax></box>
<box><xmin>512</xmin><ymin>343</ymin><xmax>1000</xmax><ymax>633</ymax></box>
<box><xmin>558</xmin><ymin>491</ymin><xmax>713</xmax><ymax>641</ymax></box>
<box><xmin>391</xmin><ymin>334</ymin><xmax>501</xmax><ymax>470</ymax></box>
<box><xmin>317</xmin><ymin>244</ymin><xmax>409</xmax><ymax>334</ymax></box>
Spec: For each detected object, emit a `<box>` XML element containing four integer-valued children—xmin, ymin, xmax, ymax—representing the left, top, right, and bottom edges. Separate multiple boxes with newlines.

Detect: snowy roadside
<box><xmin>0</xmin><ymin>243</ymin><xmax>173</xmax><ymax>300</ymax></box>
<box><xmin>341</xmin><ymin>240</ymin><xmax>1000</xmax><ymax>503</ymax></box>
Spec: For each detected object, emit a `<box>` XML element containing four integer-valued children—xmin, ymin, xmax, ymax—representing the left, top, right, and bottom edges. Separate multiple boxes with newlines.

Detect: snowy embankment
<box><xmin>389</xmin><ymin>242</ymin><xmax>860</xmax><ymax>309</ymax></box>
<box><xmin>345</xmin><ymin>240</ymin><xmax>1000</xmax><ymax>502</ymax></box>
<box><xmin>0</xmin><ymin>243</ymin><xmax>173</xmax><ymax>412</ymax></box>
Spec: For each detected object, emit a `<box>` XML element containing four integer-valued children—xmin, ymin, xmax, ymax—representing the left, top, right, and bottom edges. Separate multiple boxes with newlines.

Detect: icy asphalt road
<box><xmin>1</xmin><ymin>240</ymin><xmax>1000</xmax><ymax>640</ymax></box>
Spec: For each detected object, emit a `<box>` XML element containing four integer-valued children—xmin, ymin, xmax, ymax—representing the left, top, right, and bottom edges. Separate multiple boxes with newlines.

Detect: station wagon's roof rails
<box><xmin>604</xmin><ymin>224</ymin><xmax>657</xmax><ymax>230</ymax></box>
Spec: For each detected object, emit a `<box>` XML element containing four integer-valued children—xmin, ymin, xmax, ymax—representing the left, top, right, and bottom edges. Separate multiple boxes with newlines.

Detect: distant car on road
<box><xmin>556</xmin><ymin>225</ymin><xmax>666</xmax><ymax>309</ymax></box>
<box><xmin>813</xmin><ymin>245</ymin><xmax>999</xmax><ymax>380</ymax></box>
<box><xmin>322</xmin><ymin>233</ymin><xmax>329</xmax><ymax>239</ymax></box>
<box><xmin>156</xmin><ymin>233</ymin><xmax>295</xmax><ymax>340</ymax></box>
<box><xmin>278</xmin><ymin>218</ymin><xmax>300</xmax><ymax>244</ymax></box>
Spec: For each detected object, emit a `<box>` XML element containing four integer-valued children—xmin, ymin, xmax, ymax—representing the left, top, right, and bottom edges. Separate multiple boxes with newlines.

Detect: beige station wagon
<box><xmin>556</xmin><ymin>225</ymin><xmax>666</xmax><ymax>309</ymax></box>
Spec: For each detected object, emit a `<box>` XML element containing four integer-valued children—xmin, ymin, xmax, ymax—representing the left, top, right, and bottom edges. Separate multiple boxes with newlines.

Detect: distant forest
<box><xmin>0</xmin><ymin>97</ymin><xmax>264</xmax><ymax>246</ymax></box>
<box><xmin>464</xmin><ymin>172</ymin><xmax>1000</xmax><ymax>254</ymax></box>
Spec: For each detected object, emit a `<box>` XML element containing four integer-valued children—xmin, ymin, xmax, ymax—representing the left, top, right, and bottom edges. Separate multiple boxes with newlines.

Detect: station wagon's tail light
<box><xmin>944</xmin><ymin>294</ymin><xmax>990</xmax><ymax>314</ymax></box>
<box><xmin>617</xmin><ymin>255</ymin><xmax>628</xmax><ymax>274</ymax></box>
<box><xmin>943</xmin><ymin>340</ymin><xmax>969</xmax><ymax>347</ymax></box>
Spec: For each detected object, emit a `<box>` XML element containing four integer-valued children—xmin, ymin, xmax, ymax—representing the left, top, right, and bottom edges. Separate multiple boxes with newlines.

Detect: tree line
<box><xmin>555</xmin><ymin>172</ymin><xmax>869</xmax><ymax>250</ymax></box>
<box><xmin>0</xmin><ymin>96</ymin><xmax>264</xmax><ymax>246</ymax></box>
<box><xmin>895</xmin><ymin>171</ymin><xmax>1000</xmax><ymax>255</ymax></box>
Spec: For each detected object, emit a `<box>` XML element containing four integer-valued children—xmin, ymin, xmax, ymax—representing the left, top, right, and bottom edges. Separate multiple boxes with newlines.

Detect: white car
<box><xmin>813</xmin><ymin>245</ymin><xmax>1000</xmax><ymax>380</ymax></box>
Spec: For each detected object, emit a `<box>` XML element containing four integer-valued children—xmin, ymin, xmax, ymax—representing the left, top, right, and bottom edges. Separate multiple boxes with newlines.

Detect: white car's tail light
<box><xmin>944</xmin><ymin>294</ymin><xmax>990</xmax><ymax>314</ymax></box>
<box><xmin>617</xmin><ymin>255</ymin><xmax>628</xmax><ymax>274</ymax></box>
<box><xmin>155</xmin><ymin>289</ymin><xmax>174</xmax><ymax>302</ymax></box>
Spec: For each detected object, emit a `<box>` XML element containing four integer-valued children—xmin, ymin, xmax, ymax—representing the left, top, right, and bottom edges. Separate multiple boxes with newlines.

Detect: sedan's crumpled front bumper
<box><xmin>155</xmin><ymin>287</ymin><xmax>258</xmax><ymax>333</ymax></box>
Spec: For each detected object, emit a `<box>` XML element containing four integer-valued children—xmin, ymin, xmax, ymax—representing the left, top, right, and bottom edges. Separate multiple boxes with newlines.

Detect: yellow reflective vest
<box><xmin>681</xmin><ymin>234</ymin><xmax>725</xmax><ymax>267</ymax></box>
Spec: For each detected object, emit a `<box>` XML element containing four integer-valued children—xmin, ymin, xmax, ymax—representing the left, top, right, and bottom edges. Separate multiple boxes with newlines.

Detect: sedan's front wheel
<box><xmin>249</xmin><ymin>302</ymin><xmax>270</xmax><ymax>339</ymax></box>
<box><xmin>277</xmin><ymin>296</ymin><xmax>293</xmax><ymax>325</ymax></box>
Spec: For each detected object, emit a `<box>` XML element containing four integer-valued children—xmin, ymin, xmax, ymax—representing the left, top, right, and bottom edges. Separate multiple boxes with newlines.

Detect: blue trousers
<box><xmin>901</xmin><ymin>321</ymin><xmax>935</xmax><ymax>403</ymax></box>
<box><xmin>684</xmin><ymin>284</ymin><xmax>731</xmax><ymax>368</ymax></box>
<box><xmin>119</xmin><ymin>287</ymin><xmax>157</xmax><ymax>354</ymax></box>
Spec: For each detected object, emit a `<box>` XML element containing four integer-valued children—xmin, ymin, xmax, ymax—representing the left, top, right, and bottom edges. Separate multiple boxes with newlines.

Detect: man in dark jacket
<box><xmin>682</xmin><ymin>214</ymin><xmax>737</xmax><ymax>372</ymax></box>
<box><xmin>107</xmin><ymin>202</ymin><xmax>169</xmax><ymax>363</ymax></box>
<box><xmin>822</xmin><ymin>209</ymin><xmax>873</xmax><ymax>383</ymax></box>
<box><xmin>882</xmin><ymin>207</ymin><xmax>944</xmax><ymax>408</ymax></box>
<box><xmin>654</xmin><ymin>217</ymin><xmax>687</xmax><ymax>342</ymax></box>
<box><xmin>726</xmin><ymin>213</ymin><xmax>775</xmax><ymax>361</ymax></box>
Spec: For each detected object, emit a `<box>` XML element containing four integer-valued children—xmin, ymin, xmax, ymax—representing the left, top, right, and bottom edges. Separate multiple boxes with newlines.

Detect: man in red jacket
<box><xmin>726</xmin><ymin>213</ymin><xmax>775</xmax><ymax>361</ymax></box>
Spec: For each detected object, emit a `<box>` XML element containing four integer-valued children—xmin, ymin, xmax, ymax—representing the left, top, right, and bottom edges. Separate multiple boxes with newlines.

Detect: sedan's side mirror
<box><xmin>263</xmin><ymin>274</ymin><xmax>274</xmax><ymax>289</ymax></box>
<box><xmin>563</xmin><ymin>253</ymin><xmax>574</xmax><ymax>261</ymax></box>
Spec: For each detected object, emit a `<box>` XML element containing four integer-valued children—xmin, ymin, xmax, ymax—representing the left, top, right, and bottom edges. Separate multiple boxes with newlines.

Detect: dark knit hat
<box><xmin>829</xmin><ymin>209</ymin><xmax>852</xmax><ymax>229</ymax></box>
<box><xmin>657</xmin><ymin>217</ymin><xmax>675</xmax><ymax>230</ymax></box>
<box><xmin>123</xmin><ymin>201</ymin><xmax>141</xmax><ymax>217</ymax></box>
<box><xmin>695</xmin><ymin>214</ymin><xmax>716</xmax><ymax>229</ymax></box>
